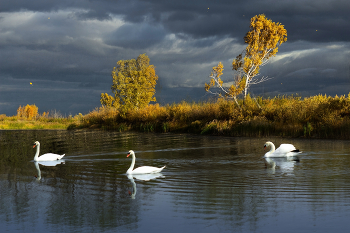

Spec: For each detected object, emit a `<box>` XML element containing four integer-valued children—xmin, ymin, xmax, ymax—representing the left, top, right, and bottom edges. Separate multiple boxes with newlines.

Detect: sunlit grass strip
<box><xmin>0</xmin><ymin>115</ymin><xmax>76</xmax><ymax>130</ymax></box>
<box><xmin>3</xmin><ymin>94</ymin><xmax>350</xmax><ymax>139</ymax></box>
<box><xmin>0</xmin><ymin>120</ymin><xmax>70</xmax><ymax>130</ymax></box>
<box><xmin>70</xmin><ymin>94</ymin><xmax>350</xmax><ymax>139</ymax></box>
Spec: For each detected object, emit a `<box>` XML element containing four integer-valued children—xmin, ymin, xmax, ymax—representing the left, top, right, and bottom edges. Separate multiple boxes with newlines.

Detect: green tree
<box><xmin>101</xmin><ymin>54</ymin><xmax>158</xmax><ymax>111</ymax></box>
<box><xmin>206</xmin><ymin>14</ymin><xmax>287</xmax><ymax>103</ymax></box>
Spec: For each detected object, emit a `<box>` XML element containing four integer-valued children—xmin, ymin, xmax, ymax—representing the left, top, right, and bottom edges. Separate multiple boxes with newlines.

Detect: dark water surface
<box><xmin>1</xmin><ymin>130</ymin><xmax>350</xmax><ymax>233</ymax></box>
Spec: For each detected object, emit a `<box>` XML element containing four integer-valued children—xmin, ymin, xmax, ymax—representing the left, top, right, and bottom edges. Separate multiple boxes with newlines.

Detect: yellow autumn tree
<box><xmin>205</xmin><ymin>62</ymin><xmax>244</xmax><ymax>108</ymax></box>
<box><xmin>101</xmin><ymin>54</ymin><xmax>158</xmax><ymax>112</ymax></box>
<box><xmin>206</xmin><ymin>14</ymin><xmax>287</xmax><ymax>104</ymax></box>
<box><xmin>17</xmin><ymin>104</ymin><xmax>38</xmax><ymax>120</ymax></box>
<box><xmin>235</xmin><ymin>14</ymin><xmax>287</xmax><ymax>98</ymax></box>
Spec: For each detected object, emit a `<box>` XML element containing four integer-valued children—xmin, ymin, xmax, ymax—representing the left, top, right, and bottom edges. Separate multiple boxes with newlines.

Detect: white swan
<box><xmin>126</xmin><ymin>150</ymin><xmax>166</xmax><ymax>174</ymax></box>
<box><xmin>264</xmin><ymin>141</ymin><xmax>301</xmax><ymax>157</ymax></box>
<box><xmin>33</xmin><ymin>141</ymin><xmax>65</xmax><ymax>161</ymax></box>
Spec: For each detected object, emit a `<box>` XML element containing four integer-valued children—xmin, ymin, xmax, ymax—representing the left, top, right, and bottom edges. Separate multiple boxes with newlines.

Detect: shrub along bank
<box><xmin>68</xmin><ymin>94</ymin><xmax>350</xmax><ymax>139</ymax></box>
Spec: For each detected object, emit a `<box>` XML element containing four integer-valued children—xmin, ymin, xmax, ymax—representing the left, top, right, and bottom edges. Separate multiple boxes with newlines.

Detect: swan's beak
<box><xmin>33</xmin><ymin>145</ymin><xmax>36</xmax><ymax>148</ymax></box>
<box><xmin>264</xmin><ymin>145</ymin><xmax>266</xmax><ymax>150</ymax></box>
<box><xmin>127</xmin><ymin>153</ymin><xmax>130</xmax><ymax>157</ymax></box>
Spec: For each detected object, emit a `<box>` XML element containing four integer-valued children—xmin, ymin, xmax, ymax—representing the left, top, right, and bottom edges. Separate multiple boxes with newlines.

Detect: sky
<box><xmin>1</xmin><ymin>0</ymin><xmax>350</xmax><ymax>116</ymax></box>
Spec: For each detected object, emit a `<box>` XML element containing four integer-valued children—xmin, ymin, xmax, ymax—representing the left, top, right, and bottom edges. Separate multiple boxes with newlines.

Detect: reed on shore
<box><xmin>66</xmin><ymin>94</ymin><xmax>350</xmax><ymax>139</ymax></box>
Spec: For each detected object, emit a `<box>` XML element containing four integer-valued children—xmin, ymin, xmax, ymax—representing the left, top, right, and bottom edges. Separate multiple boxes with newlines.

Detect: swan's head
<box><xmin>127</xmin><ymin>150</ymin><xmax>135</xmax><ymax>157</ymax></box>
<box><xmin>264</xmin><ymin>141</ymin><xmax>272</xmax><ymax>149</ymax></box>
<box><xmin>33</xmin><ymin>141</ymin><xmax>40</xmax><ymax>148</ymax></box>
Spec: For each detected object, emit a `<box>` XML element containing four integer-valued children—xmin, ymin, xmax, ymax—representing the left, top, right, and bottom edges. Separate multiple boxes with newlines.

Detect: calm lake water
<box><xmin>1</xmin><ymin>130</ymin><xmax>350</xmax><ymax>233</ymax></box>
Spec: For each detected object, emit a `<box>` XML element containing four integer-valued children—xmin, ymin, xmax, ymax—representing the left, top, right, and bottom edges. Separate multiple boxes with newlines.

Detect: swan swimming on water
<box><xmin>126</xmin><ymin>150</ymin><xmax>166</xmax><ymax>174</ymax></box>
<box><xmin>33</xmin><ymin>141</ymin><xmax>65</xmax><ymax>161</ymax></box>
<box><xmin>264</xmin><ymin>141</ymin><xmax>301</xmax><ymax>157</ymax></box>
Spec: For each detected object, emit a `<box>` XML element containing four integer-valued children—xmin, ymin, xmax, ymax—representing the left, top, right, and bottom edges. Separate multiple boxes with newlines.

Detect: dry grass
<box><xmin>4</xmin><ymin>94</ymin><xmax>350</xmax><ymax>139</ymax></box>
<box><xmin>68</xmin><ymin>94</ymin><xmax>350</xmax><ymax>139</ymax></box>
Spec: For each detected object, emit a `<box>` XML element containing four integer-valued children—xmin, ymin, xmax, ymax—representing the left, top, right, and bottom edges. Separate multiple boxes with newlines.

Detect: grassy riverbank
<box><xmin>2</xmin><ymin>94</ymin><xmax>350</xmax><ymax>139</ymax></box>
<box><xmin>68</xmin><ymin>94</ymin><xmax>350</xmax><ymax>139</ymax></box>
<box><xmin>0</xmin><ymin>115</ymin><xmax>76</xmax><ymax>130</ymax></box>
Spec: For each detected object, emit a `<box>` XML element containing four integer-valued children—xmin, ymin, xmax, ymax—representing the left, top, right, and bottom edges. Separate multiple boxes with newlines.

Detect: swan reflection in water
<box><xmin>127</xmin><ymin>173</ymin><xmax>164</xmax><ymax>199</ymax></box>
<box><xmin>264</xmin><ymin>156</ymin><xmax>300</xmax><ymax>175</ymax></box>
<box><xmin>34</xmin><ymin>160</ymin><xmax>65</xmax><ymax>181</ymax></box>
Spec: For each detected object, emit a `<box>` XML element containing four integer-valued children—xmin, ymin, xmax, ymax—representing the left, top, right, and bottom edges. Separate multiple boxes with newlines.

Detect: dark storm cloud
<box><xmin>105</xmin><ymin>22</ymin><xmax>167</xmax><ymax>49</ymax></box>
<box><xmin>3</xmin><ymin>0</ymin><xmax>350</xmax><ymax>42</ymax></box>
<box><xmin>127</xmin><ymin>0</ymin><xmax>350</xmax><ymax>42</ymax></box>
<box><xmin>1</xmin><ymin>0</ymin><xmax>350</xmax><ymax>116</ymax></box>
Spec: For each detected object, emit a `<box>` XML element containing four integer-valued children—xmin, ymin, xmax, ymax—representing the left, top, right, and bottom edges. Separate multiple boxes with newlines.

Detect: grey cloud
<box><xmin>105</xmin><ymin>22</ymin><xmax>167</xmax><ymax>49</ymax></box>
<box><xmin>1</xmin><ymin>0</ymin><xmax>350</xmax><ymax>116</ymax></box>
<box><xmin>3</xmin><ymin>0</ymin><xmax>350</xmax><ymax>42</ymax></box>
<box><xmin>74</xmin><ymin>10</ymin><xmax>112</xmax><ymax>21</ymax></box>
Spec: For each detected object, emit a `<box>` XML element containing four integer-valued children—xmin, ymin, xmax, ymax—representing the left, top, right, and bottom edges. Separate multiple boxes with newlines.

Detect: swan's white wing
<box><xmin>275</xmin><ymin>144</ymin><xmax>297</xmax><ymax>154</ymax></box>
<box><xmin>130</xmin><ymin>166</ymin><xmax>166</xmax><ymax>174</ymax></box>
<box><xmin>265</xmin><ymin>144</ymin><xmax>301</xmax><ymax>157</ymax></box>
<box><xmin>37</xmin><ymin>153</ymin><xmax>65</xmax><ymax>161</ymax></box>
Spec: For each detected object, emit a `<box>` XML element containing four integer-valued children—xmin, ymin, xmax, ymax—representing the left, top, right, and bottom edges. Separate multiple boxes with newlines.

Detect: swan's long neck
<box><xmin>34</xmin><ymin>144</ymin><xmax>40</xmax><ymax>161</ymax></box>
<box><xmin>127</xmin><ymin>153</ymin><xmax>136</xmax><ymax>173</ymax></box>
<box><xmin>268</xmin><ymin>142</ymin><xmax>275</xmax><ymax>153</ymax></box>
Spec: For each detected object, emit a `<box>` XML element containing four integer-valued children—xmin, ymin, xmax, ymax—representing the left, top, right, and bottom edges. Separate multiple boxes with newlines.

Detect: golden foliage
<box><xmin>17</xmin><ymin>104</ymin><xmax>38</xmax><ymax>120</ymax></box>
<box><xmin>228</xmin><ymin>76</ymin><xmax>246</xmax><ymax>98</ymax></box>
<box><xmin>207</xmin><ymin>15</ymin><xmax>287</xmax><ymax>101</ymax></box>
<box><xmin>109</xmin><ymin>53</ymin><xmax>158</xmax><ymax>112</ymax></box>
<box><xmin>205</xmin><ymin>62</ymin><xmax>246</xmax><ymax>107</ymax></box>
<box><xmin>205</xmin><ymin>62</ymin><xmax>224</xmax><ymax>92</ymax></box>
<box><xmin>81</xmin><ymin>106</ymin><xmax>119</xmax><ymax>127</ymax></box>
<box><xmin>100</xmin><ymin>93</ymin><xmax>120</xmax><ymax>108</ymax></box>
<box><xmin>0</xmin><ymin>114</ymin><xmax>6</xmax><ymax>121</ymax></box>
<box><xmin>127</xmin><ymin>104</ymin><xmax>168</xmax><ymax>123</ymax></box>
<box><xmin>211</xmin><ymin>62</ymin><xmax>224</xmax><ymax>77</ymax></box>
<box><xmin>228</xmin><ymin>14</ymin><xmax>288</xmax><ymax>99</ymax></box>
<box><xmin>243</xmin><ymin>14</ymin><xmax>287</xmax><ymax>71</ymax></box>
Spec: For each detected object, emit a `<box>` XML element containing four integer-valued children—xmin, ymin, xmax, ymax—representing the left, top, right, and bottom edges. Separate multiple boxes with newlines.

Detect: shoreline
<box><xmin>3</xmin><ymin>94</ymin><xmax>350</xmax><ymax>140</ymax></box>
